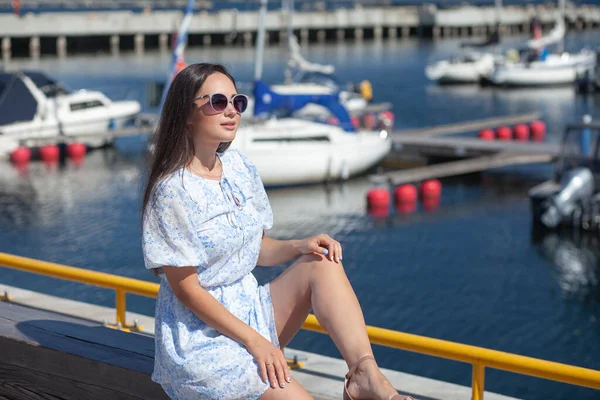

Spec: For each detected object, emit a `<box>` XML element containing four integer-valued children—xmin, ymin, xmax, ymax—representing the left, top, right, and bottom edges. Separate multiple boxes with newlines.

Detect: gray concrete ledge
<box><xmin>0</xmin><ymin>283</ymin><xmax>518</xmax><ymax>400</ymax></box>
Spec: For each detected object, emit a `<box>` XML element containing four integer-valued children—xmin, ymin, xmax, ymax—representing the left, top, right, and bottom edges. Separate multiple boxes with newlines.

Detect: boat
<box><xmin>491</xmin><ymin>48</ymin><xmax>597</xmax><ymax>87</ymax></box>
<box><xmin>529</xmin><ymin>116</ymin><xmax>600</xmax><ymax>231</ymax></box>
<box><xmin>0</xmin><ymin>70</ymin><xmax>141</xmax><ymax>157</ymax></box>
<box><xmin>236</xmin><ymin>0</ymin><xmax>391</xmax><ymax>186</ymax></box>
<box><xmin>425</xmin><ymin>1</ymin><xmax>502</xmax><ymax>85</ymax></box>
<box><xmin>231</xmin><ymin>116</ymin><xmax>390</xmax><ymax>187</ymax></box>
<box><xmin>245</xmin><ymin>0</ymin><xmax>376</xmax><ymax>121</ymax></box>
<box><xmin>490</xmin><ymin>4</ymin><xmax>597</xmax><ymax>87</ymax></box>
<box><xmin>425</xmin><ymin>51</ymin><xmax>497</xmax><ymax>84</ymax></box>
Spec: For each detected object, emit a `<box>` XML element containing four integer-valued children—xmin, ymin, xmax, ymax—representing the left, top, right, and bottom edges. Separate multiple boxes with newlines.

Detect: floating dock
<box><xmin>0</xmin><ymin>283</ymin><xmax>517</xmax><ymax>400</ymax></box>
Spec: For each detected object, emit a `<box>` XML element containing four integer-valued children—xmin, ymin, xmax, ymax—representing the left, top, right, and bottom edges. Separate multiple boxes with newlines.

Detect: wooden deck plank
<box><xmin>0</xmin><ymin>302</ymin><xmax>167</xmax><ymax>400</ymax></box>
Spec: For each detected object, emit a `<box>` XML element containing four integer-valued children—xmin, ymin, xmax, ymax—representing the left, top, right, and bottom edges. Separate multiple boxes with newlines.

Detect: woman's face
<box><xmin>189</xmin><ymin>72</ymin><xmax>242</xmax><ymax>147</ymax></box>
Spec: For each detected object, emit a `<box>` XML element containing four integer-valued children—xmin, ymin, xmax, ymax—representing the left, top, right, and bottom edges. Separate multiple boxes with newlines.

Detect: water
<box><xmin>1</xmin><ymin>31</ymin><xmax>600</xmax><ymax>399</ymax></box>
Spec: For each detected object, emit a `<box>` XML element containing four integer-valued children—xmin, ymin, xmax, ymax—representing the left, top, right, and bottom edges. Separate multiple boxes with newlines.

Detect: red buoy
<box><xmin>67</xmin><ymin>143</ymin><xmax>86</xmax><ymax>160</ymax></box>
<box><xmin>495</xmin><ymin>126</ymin><xmax>512</xmax><ymax>141</ymax></box>
<box><xmin>378</xmin><ymin>111</ymin><xmax>395</xmax><ymax>130</ymax></box>
<box><xmin>396</xmin><ymin>201</ymin><xmax>416</xmax><ymax>215</ymax></box>
<box><xmin>351</xmin><ymin>115</ymin><xmax>360</xmax><ymax>130</ymax></box>
<box><xmin>422</xmin><ymin>197</ymin><xmax>441</xmax><ymax>213</ymax></box>
<box><xmin>478</xmin><ymin>129</ymin><xmax>495</xmax><ymax>141</ymax></box>
<box><xmin>368</xmin><ymin>207</ymin><xmax>390</xmax><ymax>218</ymax></box>
<box><xmin>513</xmin><ymin>124</ymin><xmax>530</xmax><ymax>141</ymax></box>
<box><xmin>367</xmin><ymin>188</ymin><xmax>390</xmax><ymax>210</ymax></box>
<box><xmin>40</xmin><ymin>145</ymin><xmax>59</xmax><ymax>163</ymax></box>
<box><xmin>420</xmin><ymin>179</ymin><xmax>442</xmax><ymax>199</ymax></box>
<box><xmin>362</xmin><ymin>113</ymin><xmax>376</xmax><ymax>130</ymax></box>
<box><xmin>10</xmin><ymin>147</ymin><xmax>31</xmax><ymax>164</ymax></box>
<box><xmin>394</xmin><ymin>184</ymin><xmax>417</xmax><ymax>204</ymax></box>
<box><xmin>530</xmin><ymin>120</ymin><xmax>546</xmax><ymax>142</ymax></box>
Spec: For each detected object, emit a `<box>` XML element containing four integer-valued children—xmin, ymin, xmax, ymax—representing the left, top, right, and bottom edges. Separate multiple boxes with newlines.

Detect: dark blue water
<box><xmin>2</xmin><ymin>32</ymin><xmax>600</xmax><ymax>399</ymax></box>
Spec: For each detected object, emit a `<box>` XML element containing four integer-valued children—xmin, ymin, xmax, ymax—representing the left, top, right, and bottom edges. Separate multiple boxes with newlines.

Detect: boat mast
<box><xmin>494</xmin><ymin>0</ymin><xmax>502</xmax><ymax>52</ymax></box>
<box><xmin>254</xmin><ymin>0</ymin><xmax>268</xmax><ymax>82</ymax></box>
<box><xmin>558</xmin><ymin>0</ymin><xmax>565</xmax><ymax>53</ymax></box>
<box><xmin>283</xmin><ymin>0</ymin><xmax>294</xmax><ymax>84</ymax></box>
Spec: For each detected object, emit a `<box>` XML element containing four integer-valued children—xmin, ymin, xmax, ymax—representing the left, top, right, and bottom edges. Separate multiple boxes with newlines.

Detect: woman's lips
<box><xmin>221</xmin><ymin>122</ymin><xmax>236</xmax><ymax>131</ymax></box>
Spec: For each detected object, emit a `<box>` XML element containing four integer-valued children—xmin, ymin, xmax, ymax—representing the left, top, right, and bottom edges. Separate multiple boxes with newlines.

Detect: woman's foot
<box><xmin>344</xmin><ymin>355</ymin><xmax>412</xmax><ymax>400</ymax></box>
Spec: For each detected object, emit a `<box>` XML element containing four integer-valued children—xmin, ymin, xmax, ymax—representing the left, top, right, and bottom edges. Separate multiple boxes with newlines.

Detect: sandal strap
<box><xmin>345</xmin><ymin>355</ymin><xmax>375</xmax><ymax>380</ymax></box>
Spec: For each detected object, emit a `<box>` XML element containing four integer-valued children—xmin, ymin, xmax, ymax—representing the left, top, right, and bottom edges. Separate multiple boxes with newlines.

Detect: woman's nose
<box><xmin>224</xmin><ymin>101</ymin><xmax>237</xmax><ymax>117</ymax></box>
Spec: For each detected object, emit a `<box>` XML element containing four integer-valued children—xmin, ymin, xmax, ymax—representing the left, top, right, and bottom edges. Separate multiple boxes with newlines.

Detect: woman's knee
<box><xmin>297</xmin><ymin>253</ymin><xmax>345</xmax><ymax>278</ymax></box>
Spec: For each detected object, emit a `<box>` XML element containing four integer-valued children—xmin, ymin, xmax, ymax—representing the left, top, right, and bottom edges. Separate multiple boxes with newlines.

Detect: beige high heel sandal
<box><xmin>343</xmin><ymin>355</ymin><xmax>414</xmax><ymax>400</ymax></box>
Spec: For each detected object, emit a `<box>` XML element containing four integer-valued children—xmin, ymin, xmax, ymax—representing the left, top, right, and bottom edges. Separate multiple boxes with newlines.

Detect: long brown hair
<box><xmin>142</xmin><ymin>63</ymin><xmax>236</xmax><ymax>219</ymax></box>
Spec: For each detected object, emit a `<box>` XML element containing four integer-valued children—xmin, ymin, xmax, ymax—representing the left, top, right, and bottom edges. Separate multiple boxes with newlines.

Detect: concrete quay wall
<box><xmin>1</xmin><ymin>4</ymin><xmax>599</xmax><ymax>61</ymax></box>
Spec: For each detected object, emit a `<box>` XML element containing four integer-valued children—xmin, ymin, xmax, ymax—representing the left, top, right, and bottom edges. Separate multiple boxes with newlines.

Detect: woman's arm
<box><xmin>163</xmin><ymin>266</ymin><xmax>291</xmax><ymax>387</ymax></box>
<box><xmin>258</xmin><ymin>233</ymin><xmax>343</xmax><ymax>266</ymax></box>
<box><xmin>257</xmin><ymin>236</ymin><xmax>302</xmax><ymax>266</ymax></box>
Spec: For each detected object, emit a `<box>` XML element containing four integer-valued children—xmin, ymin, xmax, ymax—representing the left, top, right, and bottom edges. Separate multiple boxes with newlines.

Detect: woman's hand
<box><xmin>246</xmin><ymin>334</ymin><xmax>291</xmax><ymax>389</ymax></box>
<box><xmin>296</xmin><ymin>234</ymin><xmax>343</xmax><ymax>263</ymax></box>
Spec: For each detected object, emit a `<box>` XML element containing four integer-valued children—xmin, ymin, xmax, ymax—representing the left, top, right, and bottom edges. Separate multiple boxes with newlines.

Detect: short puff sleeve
<box><xmin>142</xmin><ymin>177</ymin><xmax>208</xmax><ymax>270</ymax></box>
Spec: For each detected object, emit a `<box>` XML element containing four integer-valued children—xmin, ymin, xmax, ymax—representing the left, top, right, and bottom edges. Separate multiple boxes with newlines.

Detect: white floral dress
<box><xmin>142</xmin><ymin>149</ymin><xmax>279</xmax><ymax>400</ymax></box>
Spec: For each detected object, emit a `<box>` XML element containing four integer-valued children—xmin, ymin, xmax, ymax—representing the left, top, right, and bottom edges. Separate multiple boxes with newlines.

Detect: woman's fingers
<box><xmin>267</xmin><ymin>362</ymin><xmax>277</xmax><ymax>388</ymax></box>
<box><xmin>275</xmin><ymin>359</ymin><xmax>287</xmax><ymax>388</ymax></box>
<box><xmin>282</xmin><ymin>356</ymin><xmax>292</xmax><ymax>384</ymax></box>
<box><xmin>259</xmin><ymin>360</ymin><xmax>268</xmax><ymax>384</ymax></box>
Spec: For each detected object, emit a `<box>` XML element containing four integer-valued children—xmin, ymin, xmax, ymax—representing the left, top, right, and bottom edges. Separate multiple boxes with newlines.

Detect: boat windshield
<box><xmin>23</xmin><ymin>71</ymin><xmax>72</xmax><ymax>97</ymax></box>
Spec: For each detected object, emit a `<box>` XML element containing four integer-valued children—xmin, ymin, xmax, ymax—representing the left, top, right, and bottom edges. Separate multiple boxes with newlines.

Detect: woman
<box><xmin>142</xmin><ymin>63</ymin><xmax>412</xmax><ymax>400</ymax></box>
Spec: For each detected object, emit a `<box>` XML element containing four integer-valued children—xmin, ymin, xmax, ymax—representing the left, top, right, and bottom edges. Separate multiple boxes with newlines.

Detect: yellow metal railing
<box><xmin>1</xmin><ymin>251</ymin><xmax>600</xmax><ymax>400</ymax></box>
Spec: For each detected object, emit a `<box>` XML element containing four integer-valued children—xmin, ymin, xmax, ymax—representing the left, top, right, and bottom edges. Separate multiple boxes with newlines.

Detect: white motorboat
<box><xmin>491</xmin><ymin>50</ymin><xmax>597</xmax><ymax>87</ymax></box>
<box><xmin>0</xmin><ymin>70</ymin><xmax>141</xmax><ymax>157</ymax></box>
<box><xmin>231</xmin><ymin>117</ymin><xmax>391</xmax><ymax>187</ymax></box>
<box><xmin>425</xmin><ymin>52</ymin><xmax>497</xmax><ymax>84</ymax></box>
<box><xmin>491</xmin><ymin>5</ymin><xmax>597</xmax><ymax>87</ymax></box>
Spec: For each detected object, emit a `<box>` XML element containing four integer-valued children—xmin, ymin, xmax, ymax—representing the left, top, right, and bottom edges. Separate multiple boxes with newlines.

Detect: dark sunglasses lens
<box><xmin>233</xmin><ymin>95</ymin><xmax>248</xmax><ymax>113</ymax></box>
<box><xmin>211</xmin><ymin>94</ymin><xmax>228</xmax><ymax>112</ymax></box>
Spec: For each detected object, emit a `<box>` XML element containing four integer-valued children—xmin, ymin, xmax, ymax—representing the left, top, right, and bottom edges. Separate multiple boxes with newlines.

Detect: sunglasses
<box><xmin>195</xmin><ymin>93</ymin><xmax>249</xmax><ymax>114</ymax></box>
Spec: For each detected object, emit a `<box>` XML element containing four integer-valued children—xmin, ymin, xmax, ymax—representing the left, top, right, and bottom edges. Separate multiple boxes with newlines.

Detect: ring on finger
<box><xmin>266</xmin><ymin>362</ymin><xmax>273</xmax><ymax>366</ymax></box>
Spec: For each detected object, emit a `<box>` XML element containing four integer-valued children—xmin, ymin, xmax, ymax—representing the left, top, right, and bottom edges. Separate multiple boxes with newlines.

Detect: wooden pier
<box><xmin>383</xmin><ymin>112</ymin><xmax>559</xmax><ymax>184</ymax></box>
<box><xmin>375</xmin><ymin>152</ymin><xmax>554</xmax><ymax>186</ymax></box>
<box><xmin>390</xmin><ymin>135</ymin><xmax>560</xmax><ymax>159</ymax></box>
<box><xmin>391</xmin><ymin>112</ymin><xmax>541</xmax><ymax>137</ymax></box>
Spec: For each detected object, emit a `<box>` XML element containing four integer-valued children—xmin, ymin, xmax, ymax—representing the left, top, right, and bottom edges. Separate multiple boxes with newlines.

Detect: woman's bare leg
<box><xmin>259</xmin><ymin>378</ymin><xmax>313</xmax><ymax>400</ymax></box>
<box><xmin>269</xmin><ymin>254</ymin><xmax>400</xmax><ymax>400</ymax></box>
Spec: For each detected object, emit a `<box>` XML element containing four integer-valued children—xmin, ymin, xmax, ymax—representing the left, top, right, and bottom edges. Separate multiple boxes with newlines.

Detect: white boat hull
<box><xmin>491</xmin><ymin>52</ymin><xmax>596</xmax><ymax>86</ymax></box>
<box><xmin>426</xmin><ymin>53</ymin><xmax>495</xmax><ymax>84</ymax></box>
<box><xmin>0</xmin><ymin>71</ymin><xmax>142</xmax><ymax>157</ymax></box>
<box><xmin>230</xmin><ymin>118</ymin><xmax>391</xmax><ymax>186</ymax></box>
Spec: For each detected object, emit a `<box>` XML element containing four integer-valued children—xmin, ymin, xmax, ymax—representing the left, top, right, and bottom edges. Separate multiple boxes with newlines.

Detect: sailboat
<box><xmin>425</xmin><ymin>1</ymin><xmax>502</xmax><ymax>84</ymax></box>
<box><xmin>231</xmin><ymin>0</ymin><xmax>391</xmax><ymax>186</ymax></box>
<box><xmin>244</xmin><ymin>0</ymin><xmax>375</xmax><ymax>121</ymax></box>
<box><xmin>490</xmin><ymin>1</ymin><xmax>597</xmax><ymax>87</ymax></box>
<box><xmin>156</xmin><ymin>0</ymin><xmax>391</xmax><ymax>187</ymax></box>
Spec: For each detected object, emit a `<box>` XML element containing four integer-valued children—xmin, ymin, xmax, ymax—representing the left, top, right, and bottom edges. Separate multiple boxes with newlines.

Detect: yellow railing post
<box><xmin>115</xmin><ymin>288</ymin><xmax>126</xmax><ymax>329</ymax></box>
<box><xmin>472</xmin><ymin>363</ymin><xmax>485</xmax><ymax>400</ymax></box>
